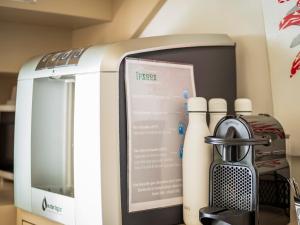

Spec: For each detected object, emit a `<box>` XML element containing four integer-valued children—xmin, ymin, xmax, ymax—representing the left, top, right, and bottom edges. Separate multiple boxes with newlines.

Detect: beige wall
<box><xmin>0</xmin><ymin>1</ymin><xmax>273</xmax><ymax>114</ymax></box>
<box><xmin>140</xmin><ymin>0</ymin><xmax>273</xmax><ymax>115</ymax></box>
<box><xmin>0</xmin><ymin>21</ymin><xmax>72</xmax><ymax>73</ymax></box>
<box><xmin>72</xmin><ymin>0</ymin><xmax>165</xmax><ymax>47</ymax></box>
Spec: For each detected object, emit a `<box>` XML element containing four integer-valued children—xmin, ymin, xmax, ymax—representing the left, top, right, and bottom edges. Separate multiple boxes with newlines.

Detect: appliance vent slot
<box><xmin>212</xmin><ymin>164</ymin><xmax>253</xmax><ymax>211</ymax></box>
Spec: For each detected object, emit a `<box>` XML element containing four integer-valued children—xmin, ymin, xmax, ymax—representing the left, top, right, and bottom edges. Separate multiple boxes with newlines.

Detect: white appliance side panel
<box><xmin>100</xmin><ymin>72</ymin><xmax>122</xmax><ymax>225</ymax></box>
<box><xmin>74</xmin><ymin>73</ymin><xmax>102</xmax><ymax>225</ymax></box>
<box><xmin>14</xmin><ymin>79</ymin><xmax>33</xmax><ymax>211</ymax></box>
<box><xmin>31</xmin><ymin>187</ymin><xmax>75</xmax><ymax>225</ymax></box>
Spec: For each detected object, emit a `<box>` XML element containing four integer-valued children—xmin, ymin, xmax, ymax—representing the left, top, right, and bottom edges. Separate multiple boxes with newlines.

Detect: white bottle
<box><xmin>208</xmin><ymin>98</ymin><xmax>227</xmax><ymax>134</ymax></box>
<box><xmin>183</xmin><ymin>97</ymin><xmax>211</xmax><ymax>225</ymax></box>
<box><xmin>234</xmin><ymin>98</ymin><xmax>252</xmax><ymax>116</ymax></box>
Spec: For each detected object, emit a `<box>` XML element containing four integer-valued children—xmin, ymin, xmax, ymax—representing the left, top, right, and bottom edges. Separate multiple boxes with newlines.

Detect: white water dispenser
<box><xmin>14</xmin><ymin>34</ymin><xmax>237</xmax><ymax>225</ymax></box>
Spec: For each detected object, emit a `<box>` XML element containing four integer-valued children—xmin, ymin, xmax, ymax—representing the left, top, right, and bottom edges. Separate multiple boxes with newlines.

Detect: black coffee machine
<box><xmin>200</xmin><ymin>115</ymin><xmax>290</xmax><ymax>225</ymax></box>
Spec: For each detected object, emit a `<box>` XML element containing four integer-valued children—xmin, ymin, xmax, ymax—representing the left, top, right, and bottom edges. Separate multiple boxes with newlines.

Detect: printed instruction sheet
<box><xmin>125</xmin><ymin>58</ymin><xmax>195</xmax><ymax>212</ymax></box>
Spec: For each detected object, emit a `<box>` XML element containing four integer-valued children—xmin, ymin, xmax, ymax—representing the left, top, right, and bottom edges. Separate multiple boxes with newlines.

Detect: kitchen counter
<box><xmin>0</xmin><ymin>180</ymin><xmax>15</xmax><ymax>225</ymax></box>
<box><xmin>0</xmin><ymin>180</ymin><xmax>13</xmax><ymax>206</ymax></box>
<box><xmin>0</xmin><ymin>158</ymin><xmax>299</xmax><ymax>225</ymax></box>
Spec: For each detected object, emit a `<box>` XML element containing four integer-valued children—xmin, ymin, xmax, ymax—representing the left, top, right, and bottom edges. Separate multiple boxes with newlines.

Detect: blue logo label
<box><xmin>178</xmin><ymin>122</ymin><xmax>186</xmax><ymax>136</ymax></box>
<box><xmin>178</xmin><ymin>144</ymin><xmax>184</xmax><ymax>159</ymax></box>
<box><xmin>182</xmin><ymin>89</ymin><xmax>189</xmax><ymax>99</ymax></box>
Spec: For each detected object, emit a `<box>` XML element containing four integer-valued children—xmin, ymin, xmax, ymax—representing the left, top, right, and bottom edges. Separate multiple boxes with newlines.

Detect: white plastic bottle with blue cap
<box><xmin>208</xmin><ymin>98</ymin><xmax>227</xmax><ymax>134</ymax></box>
<box><xmin>183</xmin><ymin>97</ymin><xmax>211</xmax><ymax>225</ymax></box>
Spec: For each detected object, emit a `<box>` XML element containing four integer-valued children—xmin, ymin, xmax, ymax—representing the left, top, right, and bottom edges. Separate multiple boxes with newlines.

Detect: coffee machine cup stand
<box><xmin>199</xmin><ymin>115</ymin><xmax>290</xmax><ymax>225</ymax></box>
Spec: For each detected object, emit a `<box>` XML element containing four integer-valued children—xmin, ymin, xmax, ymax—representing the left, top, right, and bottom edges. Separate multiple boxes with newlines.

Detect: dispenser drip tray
<box><xmin>199</xmin><ymin>207</ymin><xmax>254</xmax><ymax>225</ymax></box>
<box><xmin>35</xmin><ymin>185</ymin><xmax>74</xmax><ymax>197</ymax></box>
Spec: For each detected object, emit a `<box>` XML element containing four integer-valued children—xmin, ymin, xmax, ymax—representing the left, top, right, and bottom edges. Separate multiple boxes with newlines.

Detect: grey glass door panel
<box><xmin>31</xmin><ymin>76</ymin><xmax>75</xmax><ymax>197</ymax></box>
<box><xmin>118</xmin><ymin>46</ymin><xmax>236</xmax><ymax>225</ymax></box>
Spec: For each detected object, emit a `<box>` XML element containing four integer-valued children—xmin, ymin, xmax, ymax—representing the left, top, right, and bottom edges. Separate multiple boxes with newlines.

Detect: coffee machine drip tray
<box><xmin>200</xmin><ymin>207</ymin><xmax>254</xmax><ymax>225</ymax></box>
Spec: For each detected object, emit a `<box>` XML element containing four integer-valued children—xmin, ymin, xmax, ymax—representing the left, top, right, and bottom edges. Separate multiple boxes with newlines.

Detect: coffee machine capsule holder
<box><xmin>199</xmin><ymin>115</ymin><xmax>290</xmax><ymax>225</ymax></box>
